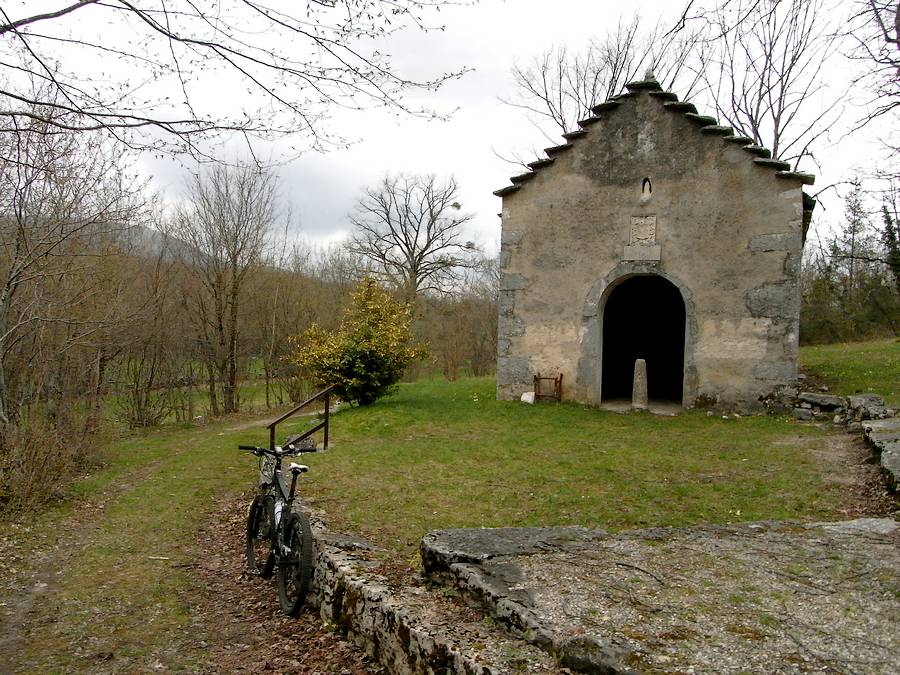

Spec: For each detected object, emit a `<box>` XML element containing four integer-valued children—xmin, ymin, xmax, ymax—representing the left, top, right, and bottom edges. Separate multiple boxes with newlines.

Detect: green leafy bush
<box><xmin>292</xmin><ymin>278</ymin><xmax>425</xmax><ymax>405</ymax></box>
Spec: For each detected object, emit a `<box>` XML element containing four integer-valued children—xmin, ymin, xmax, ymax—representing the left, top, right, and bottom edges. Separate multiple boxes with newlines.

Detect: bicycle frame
<box><xmin>271</xmin><ymin>468</ymin><xmax>299</xmax><ymax>536</ymax></box>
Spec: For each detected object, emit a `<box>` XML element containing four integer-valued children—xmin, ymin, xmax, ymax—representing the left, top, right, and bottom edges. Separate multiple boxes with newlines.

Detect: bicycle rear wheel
<box><xmin>245</xmin><ymin>495</ymin><xmax>275</xmax><ymax>579</ymax></box>
<box><xmin>276</xmin><ymin>512</ymin><xmax>314</xmax><ymax>616</ymax></box>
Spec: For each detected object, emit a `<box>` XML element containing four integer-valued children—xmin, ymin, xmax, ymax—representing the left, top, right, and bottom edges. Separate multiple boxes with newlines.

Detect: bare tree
<box><xmin>0</xmin><ymin>102</ymin><xmax>144</xmax><ymax>427</ymax></box>
<box><xmin>0</xmin><ymin>1</ymin><xmax>469</xmax><ymax>160</ymax></box>
<box><xmin>507</xmin><ymin>2</ymin><xmax>851</xmax><ymax>172</ymax></box>
<box><xmin>882</xmin><ymin>186</ymin><xmax>900</xmax><ymax>292</ymax></box>
<box><xmin>502</xmin><ymin>15</ymin><xmax>706</xmax><ymax>139</ymax></box>
<box><xmin>699</xmin><ymin>0</ymin><xmax>849</xmax><ymax>169</ymax></box>
<box><xmin>846</xmin><ymin>1</ymin><xmax>900</xmax><ymax>151</ymax></box>
<box><xmin>174</xmin><ymin>163</ymin><xmax>278</xmax><ymax>415</ymax></box>
<box><xmin>347</xmin><ymin>173</ymin><xmax>476</xmax><ymax>299</ymax></box>
<box><xmin>111</xmin><ymin>215</ymin><xmax>201</xmax><ymax>428</ymax></box>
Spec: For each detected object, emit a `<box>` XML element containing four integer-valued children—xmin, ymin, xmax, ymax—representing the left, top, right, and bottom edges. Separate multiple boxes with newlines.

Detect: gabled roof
<box><xmin>493</xmin><ymin>78</ymin><xmax>816</xmax><ymax>198</ymax></box>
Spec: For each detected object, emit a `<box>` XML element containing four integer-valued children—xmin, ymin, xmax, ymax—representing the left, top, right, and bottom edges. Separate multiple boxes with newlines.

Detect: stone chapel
<box><xmin>494</xmin><ymin>77</ymin><xmax>816</xmax><ymax>412</ymax></box>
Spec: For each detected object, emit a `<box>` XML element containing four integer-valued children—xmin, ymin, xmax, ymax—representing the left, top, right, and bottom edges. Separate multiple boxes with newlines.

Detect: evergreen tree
<box><xmin>800</xmin><ymin>179</ymin><xmax>899</xmax><ymax>343</ymax></box>
<box><xmin>292</xmin><ymin>278</ymin><xmax>425</xmax><ymax>406</ymax></box>
<box><xmin>883</xmin><ymin>204</ymin><xmax>900</xmax><ymax>294</ymax></box>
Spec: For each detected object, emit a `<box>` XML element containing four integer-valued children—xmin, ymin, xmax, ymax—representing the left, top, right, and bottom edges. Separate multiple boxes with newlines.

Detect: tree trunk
<box><xmin>206</xmin><ymin>363</ymin><xmax>219</xmax><ymax>417</ymax></box>
<box><xmin>84</xmin><ymin>350</ymin><xmax>108</xmax><ymax>434</ymax></box>
<box><xmin>224</xmin><ymin>273</ymin><xmax>241</xmax><ymax>414</ymax></box>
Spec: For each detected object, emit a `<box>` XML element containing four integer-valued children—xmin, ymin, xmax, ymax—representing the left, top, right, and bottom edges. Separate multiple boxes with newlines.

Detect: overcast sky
<box><xmin>136</xmin><ymin>0</ymin><xmax>883</xmax><ymax>255</ymax></box>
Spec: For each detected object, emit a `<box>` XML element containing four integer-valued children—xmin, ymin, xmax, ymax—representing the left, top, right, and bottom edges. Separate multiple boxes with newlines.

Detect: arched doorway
<box><xmin>601</xmin><ymin>275</ymin><xmax>685</xmax><ymax>404</ymax></box>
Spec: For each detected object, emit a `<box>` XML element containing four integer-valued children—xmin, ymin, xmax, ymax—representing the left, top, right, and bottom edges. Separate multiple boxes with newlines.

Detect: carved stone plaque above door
<box><xmin>624</xmin><ymin>215</ymin><xmax>661</xmax><ymax>261</ymax></box>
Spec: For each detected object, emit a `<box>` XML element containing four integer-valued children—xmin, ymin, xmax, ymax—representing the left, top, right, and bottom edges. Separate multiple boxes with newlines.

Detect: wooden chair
<box><xmin>533</xmin><ymin>372</ymin><xmax>563</xmax><ymax>402</ymax></box>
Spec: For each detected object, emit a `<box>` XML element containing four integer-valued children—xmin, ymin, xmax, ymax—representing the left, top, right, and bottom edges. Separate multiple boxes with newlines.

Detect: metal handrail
<box><xmin>267</xmin><ymin>384</ymin><xmax>337</xmax><ymax>452</ymax></box>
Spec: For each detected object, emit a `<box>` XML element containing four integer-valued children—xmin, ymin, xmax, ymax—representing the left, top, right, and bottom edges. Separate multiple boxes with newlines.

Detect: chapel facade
<box><xmin>494</xmin><ymin>78</ymin><xmax>815</xmax><ymax>412</ymax></box>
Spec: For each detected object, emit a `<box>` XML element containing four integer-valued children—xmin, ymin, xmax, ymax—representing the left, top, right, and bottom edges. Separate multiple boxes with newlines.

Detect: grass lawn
<box><xmin>800</xmin><ymin>338</ymin><xmax>899</xmax><ymax>407</ymax></box>
<box><xmin>263</xmin><ymin>377</ymin><xmax>849</xmax><ymax>554</ymax></box>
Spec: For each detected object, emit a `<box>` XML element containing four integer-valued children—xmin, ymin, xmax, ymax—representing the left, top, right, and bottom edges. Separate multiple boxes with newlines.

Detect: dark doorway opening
<box><xmin>601</xmin><ymin>275</ymin><xmax>685</xmax><ymax>403</ymax></box>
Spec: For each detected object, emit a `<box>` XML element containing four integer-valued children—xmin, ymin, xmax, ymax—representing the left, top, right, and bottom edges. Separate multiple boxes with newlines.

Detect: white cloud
<box><xmin>133</xmin><ymin>0</ymin><xmax>881</xmax><ymax>253</ymax></box>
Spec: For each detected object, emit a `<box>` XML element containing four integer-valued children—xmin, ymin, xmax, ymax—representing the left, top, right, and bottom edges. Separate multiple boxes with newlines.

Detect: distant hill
<box><xmin>121</xmin><ymin>225</ymin><xmax>193</xmax><ymax>261</ymax></box>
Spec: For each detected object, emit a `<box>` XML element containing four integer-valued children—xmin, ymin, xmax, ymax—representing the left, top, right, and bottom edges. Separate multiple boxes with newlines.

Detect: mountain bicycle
<box><xmin>240</xmin><ymin>438</ymin><xmax>316</xmax><ymax>616</ymax></box>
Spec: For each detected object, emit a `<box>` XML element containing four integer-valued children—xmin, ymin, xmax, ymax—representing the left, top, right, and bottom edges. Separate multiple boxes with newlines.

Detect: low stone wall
<box><xmin>308</xmin><ymin>532</ymin><xmax>480</xmax><ymax>674</ymax></box>
<box><xmin>784</xmin><ymin>390</ymin><xmax>895</xmax><ymax>426</ymax></box>
<box><xmin>862</xmin><ymin>418</ymin><xmax>900</xmax><ymax>491</ymax></box>
<box><xmin>303</xmin><ymin>520</ymin><xmax>561</xmax><ymax>674</ymax></box>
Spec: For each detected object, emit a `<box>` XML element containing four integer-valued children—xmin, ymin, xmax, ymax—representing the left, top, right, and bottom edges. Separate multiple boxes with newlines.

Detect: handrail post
<box><xmin>323</xmin><ymin>391</ymin><xmax>330</xmax><ymax>450</ymax></box>
<box><xmin>264</xmin><ymin>384</ymin><xmax>335</xmax><ymax>451</ymax></box>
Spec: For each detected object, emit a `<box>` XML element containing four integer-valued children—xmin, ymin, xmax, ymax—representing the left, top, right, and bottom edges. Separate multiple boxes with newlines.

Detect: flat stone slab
<box><xmin>848</xmin><ymin>394</ymin><xmax>892</xmax><ymax>421</ymax></box>
<box><xmin>863</xmin><ymin>418</ymin><xmax>900</xmax><ymax>435</ymax></box>
<box><xmin>862</xmin><ymin>419</ymin><xmax>900</xmax><ymax>490</ymax></box>
<box><xmin>422</xmin><ymin>520</ymin><xmax>900</xmax><ymax>673</ymax></box>
<box><xmin>849</xmin><ymin>393</ymin><xmax>886</xmax><ymax>409</ymax></box>
<box><xmin>798</xmin><ymin>391</ymin><xmax>846</xmax><ymax>409</ymax></box>
<box><xmin>881</xmin><ymin>445</ymin><xmax>900</xmax><ymax>490</ymax></box>
<box><xmin>422</xmin><ymin>526</ymin><xmax>608</xmax><ymax>568</ymax></box>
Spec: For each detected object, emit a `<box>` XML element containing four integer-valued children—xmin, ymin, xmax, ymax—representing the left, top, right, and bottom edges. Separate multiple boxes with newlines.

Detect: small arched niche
<box><xmin>640</xmin><ymin>177</ymin><xmax>652</xmax><ymax>203</ymax></box>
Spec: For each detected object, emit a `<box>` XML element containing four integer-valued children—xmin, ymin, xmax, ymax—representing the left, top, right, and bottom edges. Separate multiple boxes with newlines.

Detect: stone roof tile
<box><xmin>528</xmin><ymin>158</ymin><xmax>555</xmax><ymax>170</ymax></box>
<box><xmin>492</xmin><ymin>184</ymin><xmax>521</xmax><ymax>197</ymax></box>
<box><xmin>700</xmin><ymin>125</ymin><xmax>734</xmax><ymax>136</ymax></box>
<box><xmin>776</xmin><ymin>171</ymin><xmax>815</xmax><ymax>185</ymax></box>
<box><xmin>545</xmin><ymin>143</ymin><xmax>573</xmax><ymax>157</ymax></box>
<box><xmin>685</xmin><ymin>112</ymin><xmax>719</xmax><ymax>126</ymax></box>
<box><xmin>625</xmin><ymin>78</ymin><xmax>663</xmax><ymax>92</ymax></box>
<box><xmin>590</xmin><ymin>101</ymin><xmax>620</xmax><ymax>115</ymax></box>
<box><xmin>663</xmin><ymin>101</ymin><xmax>698</xmax><ymax>114</ymax></box>
<box><xmin>510</xmin><ymin>171</ymin><xmax>536</xmax><ymax>185</ymax></box>
<box><xmin>724</xmin><ymin>136</ymin><xmax>754</xmax><ymax>146</ymax></box>
<box><xmin>742</xmin><ymin>145</ymin><xmax>771</xmax><ymax>158</ymax></box>
<box><xmin>562</xmin><ymin>129</ymin><xmax>588</xmax><ymax>141</ymax></box>
<box><xmin>754</xmin><ymin>158</ymin><xmax>792</xmax><ymax>171</ymax></box>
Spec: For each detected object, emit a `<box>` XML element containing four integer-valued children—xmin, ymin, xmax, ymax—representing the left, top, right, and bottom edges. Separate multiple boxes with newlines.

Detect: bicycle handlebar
<box><xmin>238</xmin><ymin>444</ymin><xmax>316</xmax><ymax>457</ymax></box>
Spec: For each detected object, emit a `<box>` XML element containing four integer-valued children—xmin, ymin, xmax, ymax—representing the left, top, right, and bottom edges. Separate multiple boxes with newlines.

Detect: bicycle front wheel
<box><xmin>276</xmin><ymin>512</ymin><xmax>314</xmax><ymax>616</ymax></box>
<box><xmin>245</xmin><ymin>495</ymin><xmax>275</xmax><ymax>579</ymax></box>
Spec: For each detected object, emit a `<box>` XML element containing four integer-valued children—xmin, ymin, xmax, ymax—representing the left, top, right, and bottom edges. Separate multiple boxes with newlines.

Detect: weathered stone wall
<box><xmin>306</xmin><ymin>526</ymin><xmax>562</xmax><ymax>673</ymax></box>
<box><xmin>496</xmin><ymin>82</ymin><xmax>811</xmax><ymax>411</ymax></box>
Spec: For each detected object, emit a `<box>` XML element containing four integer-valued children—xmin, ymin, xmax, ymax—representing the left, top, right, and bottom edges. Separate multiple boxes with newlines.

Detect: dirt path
<box><xmin>775</xmin><ymin>429</ymin><xmax>896</xmax><ymax>518</ymax></box>
<box><xmin>185</xmin><ymin>493</ymin><xmax>381</xmax><ymax>674</ymax></box>
<box><xmin>0</xmin><ymin>467</ymin><xmax>377</xmax><ymax>674</ymax></box>
<box><xmin>224</xmin><ymin>403</ymin><xmax>340</xmax><ymax>433</ymax></box>
<box><xmin>0</xmin><ymin>457</ymin><xmax>174</xmax><ymax>671</ymax></box>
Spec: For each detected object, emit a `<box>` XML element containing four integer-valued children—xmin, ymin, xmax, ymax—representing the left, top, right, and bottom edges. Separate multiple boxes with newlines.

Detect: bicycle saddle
<box><xmin>288</xmin><ymin>463</ymin><xmax>309</xmax><ymax>474</ymax></box>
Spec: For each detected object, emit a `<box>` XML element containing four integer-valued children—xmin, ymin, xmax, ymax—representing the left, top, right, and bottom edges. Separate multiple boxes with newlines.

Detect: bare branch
<box><xmin>0</xmin><ymin>1</ymin><xmax>472</xmax><ymax>161</ymax></box>
<box><xmin>500</xmin><ymin>13</ymin><xmax>707</xmax><ymax>142</ymax></box>
<box><xmin>695</xmin><ymin>0</ymin><xmax>849</xmax><ymax>169</ymax></box>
